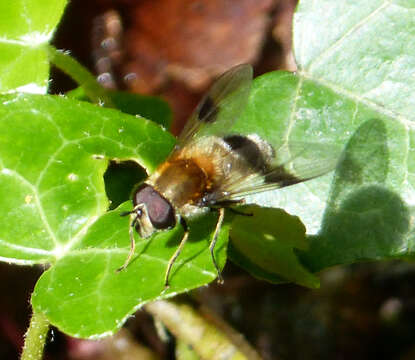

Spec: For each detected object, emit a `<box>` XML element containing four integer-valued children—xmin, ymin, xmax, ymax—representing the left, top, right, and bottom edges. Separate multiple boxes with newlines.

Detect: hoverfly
<box><xmin>119</xmin><ymin>64</ymin><xmax>340</xmax><ymax>287</ymax></box>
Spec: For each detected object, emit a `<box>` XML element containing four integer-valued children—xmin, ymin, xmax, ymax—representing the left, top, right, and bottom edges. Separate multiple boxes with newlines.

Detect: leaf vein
<box><xmin>284</xmin><ymin>77</ymin><xmax>304</xmax><ymax>143</ymax></box>
<box><xmin>299</xmin><ymin>70</ymin><xmax>414</xmax><ymax>128</ymax></box>
<box><xmin>0</xmin><ymin>167</ymin><xmax>59</xmax><ymax>247</ymax></box>
<box><xmin>0</xmin><ymin>238</ymin><xmax>53</xmax><ymax>255</ymax></box>
<box><xmin>308</xmin><ymin>0</ymin><xmax>391</xmax><ymax>72</ymax></box>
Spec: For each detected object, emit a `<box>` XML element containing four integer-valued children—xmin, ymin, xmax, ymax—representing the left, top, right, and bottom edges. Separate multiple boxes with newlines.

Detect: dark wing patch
<box><xmin>223</xmin><ymin>134</ymin><xmax>269</xmax><ymax>174</ymax></box>
<box><xmin>214</xmin><ymin>138</ymin><xmax>342</xmax><ymax>201</ymax></box>
<box><xmin>178</xmin><ymin>64</ymin><xmax>253</xmax><ymax>144</ymax></box>
<box><xmin>264</xmin><ymin>166</ymin><xmax>300</xmax><ymax>186</ymax></box>
<box><xmin>197</xmin><ymin>96</ymin><xmax>219</xmax><ymax>123</ymax></box>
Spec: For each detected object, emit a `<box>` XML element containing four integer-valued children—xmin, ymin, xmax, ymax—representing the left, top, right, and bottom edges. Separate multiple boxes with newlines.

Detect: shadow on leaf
<box><xmin>300</xmin><ymin>119</ymin><xmax>410</xmax><ymax>272</ymax></box>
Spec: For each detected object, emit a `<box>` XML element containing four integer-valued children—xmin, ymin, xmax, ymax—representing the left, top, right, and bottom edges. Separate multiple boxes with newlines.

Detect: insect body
<box><xmin>119</xmin><ymin>64</ymin><xmax>340</xmax><ymax>287</ymax></box>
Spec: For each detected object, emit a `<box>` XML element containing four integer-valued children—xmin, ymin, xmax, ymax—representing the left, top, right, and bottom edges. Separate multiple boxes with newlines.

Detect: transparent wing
<box><xmin>216</xmin><ymin>140</ymin><xmax>343</xmax><ymax>201</ymax></box>
<box><xmin>178</xmin><ymin>64</ymin><xmax>253</xmax><ymax>145</ymax></box>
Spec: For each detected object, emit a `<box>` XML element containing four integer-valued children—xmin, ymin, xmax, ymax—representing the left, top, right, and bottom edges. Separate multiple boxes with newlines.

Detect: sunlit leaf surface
<box><xmin>0</xmin><ymin>0</ymin><xmax>67</xmax><ymax>93</ymax></box>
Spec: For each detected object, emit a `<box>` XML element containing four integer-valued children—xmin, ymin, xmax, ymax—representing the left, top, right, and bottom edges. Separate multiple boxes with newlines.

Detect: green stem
<box><xmin>21</xmin><ymin>310</ymin><xmax>50</xmax><ymax>360</ymax></box>
<box><xmin>46</xmin><ymin>44</ymin><xmax>113</xmax><ymax>107</ymax></box>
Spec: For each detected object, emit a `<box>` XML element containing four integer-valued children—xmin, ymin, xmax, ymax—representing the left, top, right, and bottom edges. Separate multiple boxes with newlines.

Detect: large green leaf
<box><xmin>0</xmin><ymin>0</ymin><xmax>67</xmax><ymax>93</ymax></box>
<box><xmin>32</xmin><ymin>203</ymin><xmax>229</xmax><ymax>338</ymax></box>
<box><xmin>237</xmin><ymin>0</ymin><xmax>414</xmax><ymax>237</ymax></box>
<box><xmin>0</xmin><ymin>94</ymin><xmax>174</xmax><ymax>263</ymax></box>
<box><xmin>0</xmin><ymin>93</ymin><xmax>228</xmax><ymax>337</ymax></box>
<box><xmin>227</xmin><ymin>0</ymin><xmax>415</xmax><ymax>282</ymax></box>
<box><xmin>300</xmin><ymin>119</ymin><xmax>412</xmax><ymax>271</ymax></box>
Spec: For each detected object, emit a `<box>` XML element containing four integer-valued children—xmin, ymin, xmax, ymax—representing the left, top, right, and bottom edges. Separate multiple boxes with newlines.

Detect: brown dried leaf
<box><xmin>271</xmin><ymin>0</ymin><xmax>297</xmax><ymax>71</ymax></box>
<box><xmin>122</xmin><ymin>0</ymin><xmax>274</xmax><ymax>92</ymax></box>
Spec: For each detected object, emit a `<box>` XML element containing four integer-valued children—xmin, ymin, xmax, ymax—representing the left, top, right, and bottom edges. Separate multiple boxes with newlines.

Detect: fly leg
<box><xmin>210</xmin><ymin>207</ymin><xmax>225</xmax><ymax>284</ymax></box>
<box><xmin>164</xmin><ymin>218</ymin><xmax>189</xmax><ymax>288</ymax></box>
<box><xmin>165</xmin><ymin>208</ymin><xmax>226</xmax><ymax>287</ymax></box>
<box><xmin>117</xmin><ymin>205</ymin><xmax>142</xmax><ymax>272</ymax></box>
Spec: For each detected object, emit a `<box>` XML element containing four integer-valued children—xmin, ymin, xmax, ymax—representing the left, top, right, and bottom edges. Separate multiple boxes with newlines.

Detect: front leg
<box><xmin>117</xmin><ymin>204</ymin><xmax>143</xmax><ymax>272</ymax></box>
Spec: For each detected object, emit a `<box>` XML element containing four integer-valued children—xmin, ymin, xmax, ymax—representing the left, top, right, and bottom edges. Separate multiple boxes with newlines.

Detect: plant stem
<box><xmin>46</xmin><ymin>44</ymin><xmax>114</xmax><ymax>107</ymax></box>
<box><xmin>20</xmin><ymin>310</ymin><xmax>50</xmax><ymax>360</ymax></box>
<box><xmin>146</xmin><ymin>300</ymin><xmax>262</xmax><ymax>360</ymax></box>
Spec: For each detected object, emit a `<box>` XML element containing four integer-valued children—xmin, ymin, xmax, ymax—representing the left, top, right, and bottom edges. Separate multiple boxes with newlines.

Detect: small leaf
<box><xmin>110</xmin><ymin>91</ymin><xmax>172</xmax><ymax>130</ymax></box>
<box><xmin>229</xmin><ymin>206</ymin><xmax>319</xmax><ymax>288</ymax></box>
<box><xmin>47</xmin><ymin>46</ymin><xmax>113</xmax><ymax>106</ymax></box>
<box><xmin>67</xmin><ymin>87</ymin><xmax>172</xmax><ymax>129</ymax></box>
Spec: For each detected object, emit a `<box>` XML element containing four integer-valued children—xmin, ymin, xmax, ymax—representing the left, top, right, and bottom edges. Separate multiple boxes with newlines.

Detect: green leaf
<box><xmin>65</xmin><ymin>88</ymin><xmax>172</xmax><ymax>210</ymax></box>
<box><xmin>47</xmin><ymin>46</ymin><xmax>113</xmax><ymax>106</ymax></box>
<box><xmin>225</xmin><ymin>0</ymin><xmax>415</xmax><ymax>281</ymax></box>
<box><xmin>294</xmin><ymin>0</ymin><xmax>415</xmax><ymax>120</ymax></box>
<box><xmin>31</xmin><ymin>203</ymin><xmax>229</xmax><ymax>338</ymax></box>
<box><xmin>0</xmin><ymin>0</ymin><xmax>67</xmax><ymax>93</ymax></box>
<box><xmin>300</xmin><ymin>119</ymin><xmax>411</xmax><ymax>271</ymax></box>
<box><xmin>67</xmin><ymin>87</ymin><xmax>172</xmax><ymax>129</ymax></box>
<box><xmin>229</xmin><ymin>206</ymin><xmax>319</xmax><ymax>288</ymax></box>
<box><xmin>235</xmin><ymin>0</ymin><xmax>415</xmax><ymax>239</ymax></box>
<box><xmin>0</xmin><ymin>93</ymin><xmax>228</xmax><ymax>337</ymax></box>
<box><xmin>0</xmin><ymin>93</ymin><xmax>174</xmax><ymax>263</ymax></box>
<box><xmin>110</xmin><ymin>91</ymin><xmax>172</xmax><ymax>130</ymax></box>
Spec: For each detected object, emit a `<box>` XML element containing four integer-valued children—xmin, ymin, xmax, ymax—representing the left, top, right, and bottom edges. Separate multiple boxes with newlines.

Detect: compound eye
<box><xmin>133</xmin><ymin>184</ymin><xmax>175</xmax><ymax>230</ymax></box>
